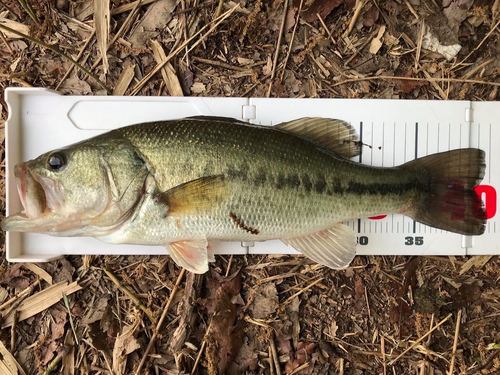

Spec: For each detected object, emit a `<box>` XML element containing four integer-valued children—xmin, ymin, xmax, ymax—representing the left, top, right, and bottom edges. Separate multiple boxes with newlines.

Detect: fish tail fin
<box><xmin>403</xmin><ymin>148</ymin><xmax>486</xmax><ymax>235</ymax></box>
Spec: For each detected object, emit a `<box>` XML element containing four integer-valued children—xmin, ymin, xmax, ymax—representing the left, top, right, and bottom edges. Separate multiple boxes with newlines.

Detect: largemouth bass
<box><xmin>2</xmin><ymin>117</ymin><xmax>486</xmax><ymax>273</ymax></box>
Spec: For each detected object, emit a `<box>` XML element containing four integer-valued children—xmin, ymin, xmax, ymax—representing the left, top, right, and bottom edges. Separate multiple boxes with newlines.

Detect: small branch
<box><xmin>0</xmin><ymin>23</ymin><xmax>111</xmax><ymax>94</ymax></box>
<box><xmin>266</xmin><ymin>0</ymin><xmax>288</xmax><ymax>97</ymax></box>
<box><xmin>10</xmin><ymin>310</ymin><xmax>18</xmax><ymax>352</ymax></box>
<box><xmin>55</xmin><ymin>30</ymin><xmax>96</xmax><ymax>90</ymax></box>
<box><xmin>344</xmin><ymin>0</ymin><xmax>365</xmax><ymax>37</ymax></box>
<box><xmin>135</xmin><ymin>269</ymin><xmax>186</xmax><ymax>375</ymax></box>
<box><xmin>102</xmin><ymin>267</ymin><xmax>156</xmax><ymax>324</ymax></box>
<box><xmin>280</xmin><ymin>0</ymin><xmax>304</xmax><ymax>82</ymax></box>
<box><xmin>269</xmin><ymin>331</ymin><xmax>282</xmax><ymax>375</ymax></box>
<box><xmin>0</xmin><ymin>279</ymin><xmax>40</xmax><ymax>311</ymax></box>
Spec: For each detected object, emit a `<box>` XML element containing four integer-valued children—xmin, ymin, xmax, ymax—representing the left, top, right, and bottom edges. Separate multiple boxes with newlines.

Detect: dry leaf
<box><xmin>23</xmin><ymin>264</ymin><xmax>52</xmax><ymax>284</ymax></box>
<box><xmin>112</xmin><ymin>318</ymin><xmax>141</xmax><ymax>375</ymax></box>
<box><xmin>248</xmin><ymin>283</ymin><xmax>278</xmax><ymax>319</ymax></box>
<box><xmin>191</xmin><ymin>82</ymin><xmax>206</xmax><ymax>94</ymax></box>
<box><xmin>62</xmin><ymin>331</ymin><xmax>74</xmax><ymax>375</ymax></box>
<box><xmin>0</xmin><ymin>12</ymin><xmax>30</xmax><ymax>39</ymax></box>
<box><xmin>60</xmin><ymin>75</ymin><xmax>92</xmax><ymax>95</ymax></box>
<box><xmin>459</xmin><ymin>255</ymin><xmax>493</xmax><ymax>275</ymax></box>
<box><xmin>285</xmin><ymin>8</ymin><xmax>296</xmax><ymax>31</ymax></box>
<box><xmin>301</xmin><ymin>0</ymin><xmax>342</xmax><ymax>23</ymax></box>
<box><xmin>1</xmin><ymin>281</ymin><xmax>81</xmax><ymax>328</ymax></box>
<box><xmin>94</xmin><ymin>0</ymin><xmax>110</xmax><ymax>74</ymax></box>
<box><xmin>151</xmin><ymin>40</ymin><xmax>183</xmax><ymax>96</ymax></box>
<box><xmin>394</xmin><ymin>71</ymin><xmax>428</xmax><ymax>94</ymax></box>
<box><xmin>369</xmin><ymin>25</ymin><xmax>385</xmax><ymax>54</ymax></box>
<box><xmin>129</xmin><ymin>0</ymin><xmax>177</xmax><ymax>48</ymax></box>
<box><xmin>363</xmin><ymin>4</ymin><xmax>379</xmax><ymax>27</ymax></box>
<box><xmin>113</xmin><ymin>65</ymin><xmax>135</xmax><ymax>96</ymax></box>
<box><xmin>263</xmin><ymin>55</ymin><xmax>272</xmax><ymax>75</ymax></box>
<box><xmin>0</xmin><ymin>340</ymin><xmax>25</xmax><ymax>375</ymax></box>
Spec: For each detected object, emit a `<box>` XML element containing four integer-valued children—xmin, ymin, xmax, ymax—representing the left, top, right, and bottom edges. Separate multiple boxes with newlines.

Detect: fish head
<box><xmin>3</xmin><ymin>138</ymin><xmax>150</xmax><ymax>235</ymax></box>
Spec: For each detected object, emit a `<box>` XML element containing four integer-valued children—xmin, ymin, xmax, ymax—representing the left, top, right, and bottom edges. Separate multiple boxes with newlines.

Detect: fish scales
<box><xmin>108</xmin><ymin>118</ymin><xmax>418</xmax><ymax>243</ymax></box>
<box><xmin>2</xmin><ymin>116</ymin><xmax>486</xmax><ymax>273</ymax></box>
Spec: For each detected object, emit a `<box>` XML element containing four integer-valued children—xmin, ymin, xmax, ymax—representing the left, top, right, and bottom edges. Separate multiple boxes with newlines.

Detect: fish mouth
<box><xmin>14</xmin><ymin>163</ymin><xmax>48</xmax><ymax>219</ymax></box>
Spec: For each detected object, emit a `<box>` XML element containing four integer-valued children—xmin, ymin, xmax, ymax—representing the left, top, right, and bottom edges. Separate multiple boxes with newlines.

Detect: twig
<box><xmin>426</xmin><ymin>313</ymin><xmax>435</xmax><ymax>347</ymax></box>
<box><xmin>344</xmin><ymin>0</ymin><xmax>365</xmax><ymax>37</ymax></box>
<box><xmin>0</xmin><ymin>23</ymin><xmax>111</xmax><ymax>94</ymax></box>
<box><xmin>268</xmin><ymin>345</ymin><xmax>275</xmax><ymax>375</ymax></box>
<box><xmin>135</xmin><ymin>269</ymin><xmax>186</xmax><ymax>375</ymax></box>
<box><xmin>345</xmin><ymin>28</ymin><xmax>378</xmax><ymax>66</ymax></box>
<box><xmin>191</xmin><ymin>317</ymin><xmax>213</xmax><ymax>375</ymax></box>
<box><xmin>269</xmin><ymin>332</ymin><xmax>282</xmax><ymax>375</ymax></box>
<box><xmin>131</xmin><ymin>5</ymin><xmax>239</xmax><ymax>95</ymax></box>
<box><xmin>193</xmin><ymin>56</ymin><xmax>249</xmax><ymax>72</ymax></box>
<box><xmin>90</xmin><ymin>0</ymin><xmax>143</xmax><ymax>73</ymax></box>
<box><xmin>102</xmin><ymin>267</ymin><xmax>156</xmax><ymax>324</ymax></box>
<box><xmin>330</xmin><ymin>75</ymin><xmax>500</xmax><ymax>88</ymax></box>
<box><xmin>364</xmin><ymin>286</ymin><xmax>371</xmax><ymax>317</ymax></box>
<box><xmin>453</xmin><ymin>18</ymin><xmax>500</xmax><ymax>70</ymax></box>
<box><xmin>280</xmin><ymin>0</ymin><xmax>304</xmax><ymax>81</ymax></box>
<box><xmin>381</xmin><ymin>335</ymin><xmax>386</xmax><ymax>375</ymax></box>
<box><xmin>389</xmin><ymin>313</ymin><xmax>452</xmax><ymax>365</ymax></box>
<box><xmin>55</xmin><ymin>30</ymin><xmax>96</xmax><ymax>90</ymax></box>
<box><xmin>463</xmin><ymin>58</ymin><xmax>495</xmax><ymax>80</ymax></box>
<box><xmin>448</xmin><ymin>310</ymin><xmax>462</xmax><ymax>375</ymax></box>
<box><xmin>225</xmin><ymin>254</ymin><xmax>234</xmax><ymax>278</ymax></box>
<box><xmin>266</xmin><ymin>0</ymin><xmax>288</xmax><ymax>97</ymax></box>
<box><xmin>0</xmin><ymin>31</ymin><xmax>13</xmax><ymax>53</ymax></box>
<box><xmin>10</xmin><ymin>310</ymin><xmax>18</xmax><ymax>352</ymax></box>
<box><xmin>415</xmin><ymin>19</ymin><xmax>424</xmax><ymax>71</ymax></box>
<box><xmin>285</xmin><ymin>277</ymin><xmax>324</xmax><ymax>304</ymax></box>
<box><xmin>403</xmin><ymin>0</ymin><xmax>419</xmax><ymax>20</ymax></box>
<box><xmin>317</xmin><ymin>13</ymin><xmax>336</xmax><ymax>46</ymax></box>
<box><xmin>0</xmin><ymin>279</ymin><xmax>40</xmax><ymax>311</ymax></box>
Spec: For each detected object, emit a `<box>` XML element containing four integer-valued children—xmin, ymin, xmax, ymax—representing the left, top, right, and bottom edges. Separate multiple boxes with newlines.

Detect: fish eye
<box><xmin>47</xmin><ymin>152</ymin><xmax>66</xmax><ymax>171</ymax></box>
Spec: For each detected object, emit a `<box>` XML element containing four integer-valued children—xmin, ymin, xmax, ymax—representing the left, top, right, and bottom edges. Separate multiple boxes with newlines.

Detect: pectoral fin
<box><xmin>166</xmin><ymin>237</ymin><xmax>209</xmax><ymax>274</ymax></box>
<box><xmin>155</xmin><ymin>175</ymin><xmax>227</xmax><ymax>216</ymax></box>
<box><xmin>275</xmin><ymin>118</ymin><xmax>360</xmax><ymax>158</ymax></box>
<box><xmin>282</xmin><ymin>223</ymin><xmax>357</xmax><ymax>269</ymax></box>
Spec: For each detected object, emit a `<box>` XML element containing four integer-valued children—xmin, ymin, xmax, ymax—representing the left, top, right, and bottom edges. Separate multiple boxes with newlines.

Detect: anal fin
<box><xmin>167</xmin><ymin>237</ymin><xmax>209</xmax><ymax>274</ymax></box>
<box><xmin>282</xmin><ymin>223</ymin><xmax>357</xmax><ymax>269</ymax></box>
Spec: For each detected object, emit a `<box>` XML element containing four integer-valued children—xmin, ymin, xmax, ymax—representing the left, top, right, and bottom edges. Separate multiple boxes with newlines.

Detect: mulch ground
<box><xmin>1</xmin><ymin>0</ymin><xmax>500</xmax><ymax>374</ymax></box>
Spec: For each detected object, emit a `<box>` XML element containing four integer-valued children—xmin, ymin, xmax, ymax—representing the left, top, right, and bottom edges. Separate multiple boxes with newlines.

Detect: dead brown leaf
<box><xmin>394</xmin><ymin>71</ymin><xmax>428</xmax><ymax>93</ymax></box>
<box><xmin>285</xmin><ymin>342</ymin><xmax>316</xmax><ymax>374</ymax></box>
<box><xmin>301</xmin><ymin>0</ymin><xmax>342</xmax><ymax>23</ymax></box>
<box><xmin>249</xmin><ymin>283</ymin><xmax>278</xmax><ymax>319</ymax></box>
<box><xmin>363</xmin><ymin>4</ymin><xmax>379</xmax><ymax>26</ymax></box>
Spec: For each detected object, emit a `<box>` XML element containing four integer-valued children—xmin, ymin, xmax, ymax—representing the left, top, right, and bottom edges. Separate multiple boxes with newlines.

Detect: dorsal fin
<box><xmin>275</xmin><ymin>118</ymin><xmax>361</xmax><ymax>158</ymax></box>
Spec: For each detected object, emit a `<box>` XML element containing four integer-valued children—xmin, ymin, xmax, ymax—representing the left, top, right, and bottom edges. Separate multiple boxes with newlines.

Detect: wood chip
<box><xmin>113</xmin><ymin>65</ymin><xmax>136</xmax><ymax>96</ymax></box>
<box><xmin>22</xmin><ymin>264</ymin><xmax>52</xmax><ymax>284</ymax></box>
<box><xmin>459</xmin><ymin>255</ymin><xmax>493</xmax><ymax>275</ymax></box>
<box><xmin>1</xmin><ymin>281</ymin><xmax>82</xmax><ymax>328</ymax></box>
<box><xmin>369</xmin><ymin>25</ymin><xmax>386</xmax><ymax>54</ymax></box>
<box><xmin>112</xmin><ymin>319</ymin><xmax>141</xmax><ymax>375</ymax></box>
<box><xmin>94</xmin><ymin>0</ymin><xmax>110</xmax><ymax>74</ymax></box>
<box><xmin>151</xmin><ymin>40</ymin><xmax>184</xmax><ymax>96</ymax></box>
<box><xmin>0</xmin><ymin>340</ymin><xmax>26</xmax><ymax>375</ymax></box>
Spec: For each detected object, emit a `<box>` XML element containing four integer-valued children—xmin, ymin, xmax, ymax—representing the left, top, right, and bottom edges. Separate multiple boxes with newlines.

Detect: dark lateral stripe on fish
<box><xmin>346</xmin><ymin>181</ymin><xmax>421</xmax><ymax>196</ymax></box>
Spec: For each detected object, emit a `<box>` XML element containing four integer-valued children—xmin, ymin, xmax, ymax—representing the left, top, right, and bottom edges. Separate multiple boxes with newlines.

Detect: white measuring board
<box><xmin>4</xmin><ymin>88</ymin><xmax>499</xmax><ymax>262</ymax></box>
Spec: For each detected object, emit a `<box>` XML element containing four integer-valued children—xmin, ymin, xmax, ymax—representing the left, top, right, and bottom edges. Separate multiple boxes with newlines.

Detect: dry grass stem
<box><xmin>135</xmin><ymin>268</ymin><xmax>186</xmax><ymax>375</ymax></box>
<box><xmin>389</xmin><ymin>314</ymin><xmax>452</xmax><ymax>365</ymax></box>
<box><xmin>102</xmin><ymin>267</ymin><xmax>156</xmax><ymax>323</ymax></box>
<box><xmin>131</xmin><ymin>4</ymin><xmax>240</xmax><ymax>95</ymax></box>
<box><xmin>344</xmin><ymin>0</ymin><xmax>365</xmax><ymax>37</ymax></box>
<box><xmin>448</xmin><ymin>310</ymin><xmax>462</xmax><ymax>375</ymax></box>
<box><xmin>266</xmin><ymin>0</ymin><xmax>288</xmax><ymax>97</ymax></box>
<box><xmin>331</xmin><ymin>75</ymin><xmax>500</xmax><ymax>88</ymax></box>
<box><xmin>94</xmin><ymin>0</ymin><xmax>110</xmax><ymax>74</ymax></box>
<box><xmin>280</xmin><ymin>0</ymin><xmax>304</xmax><ymax>81</ymax></box>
